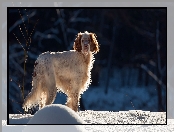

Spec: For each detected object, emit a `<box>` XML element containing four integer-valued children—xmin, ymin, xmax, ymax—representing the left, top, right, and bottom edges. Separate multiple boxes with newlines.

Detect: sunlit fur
<box><xmin>23</xmin><ymin>31</ymin><xmax>99</xmax><ymax>112</ymax></box>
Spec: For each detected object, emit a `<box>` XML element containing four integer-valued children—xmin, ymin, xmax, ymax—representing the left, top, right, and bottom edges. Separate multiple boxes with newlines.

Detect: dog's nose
<box><xmin>84</xmin><ymin>40</ymin><xmax>89</xmax><ymax>45</ymax></box>
<box><xmin>84</xmin><ymin>42</ymin><xmax>88</xmax><ymax>45</ymax></box>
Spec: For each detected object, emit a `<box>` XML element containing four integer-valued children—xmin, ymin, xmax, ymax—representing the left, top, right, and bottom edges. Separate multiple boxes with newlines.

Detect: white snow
<box><xmin>27</xmin><ymin>104</ymin><xmax>85</xmax><ymax>124</ymax></box>
<box><xmin>3</xmin><ymin>107</ymin><xmax>174</xmax><ymax>132</ymax></box>
<box><xmin>4</xmin><ymin>104</ymin><xmax>171</xmax><ymax>132</ymax></box>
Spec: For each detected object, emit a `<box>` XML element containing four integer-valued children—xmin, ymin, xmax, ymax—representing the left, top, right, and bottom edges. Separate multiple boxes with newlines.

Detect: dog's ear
<box><xmin>73</xmin><ymin>32</ymin><xmax>82</xmax><ymax>52</ymax></box>
<box><xmin>89</xmin><ymin>33</ymin><xmax>99</xmax><ymax>53</ymax></box>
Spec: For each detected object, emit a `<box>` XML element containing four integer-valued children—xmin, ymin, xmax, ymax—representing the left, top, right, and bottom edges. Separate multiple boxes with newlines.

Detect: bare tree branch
<box><xmin>9</xmin><ymin>11</ymin><xmax>36</xmax><ymax>33</ymax></box>
<box><xmin>140</xmin><ymin>64</ymin><xmax>166</xmax><ymax>90</ymax></box>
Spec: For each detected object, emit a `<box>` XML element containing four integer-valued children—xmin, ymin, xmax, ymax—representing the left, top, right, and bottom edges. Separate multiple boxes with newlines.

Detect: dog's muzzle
<box><xmin>83</xmin><ymin>43</ymin><xmax>90</xmax><ymax>55</ymax></box>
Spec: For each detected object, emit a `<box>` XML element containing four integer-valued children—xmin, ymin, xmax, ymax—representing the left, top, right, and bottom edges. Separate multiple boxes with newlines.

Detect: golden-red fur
<box><xmin>73</xmin><ymin>32</ymin><xmax>99</xmax><ymax>53</ymax></box>
<box><xmin>23</xmin><ymin>31</ymin><xmax>99</xmax><ymax>112</ymax></box>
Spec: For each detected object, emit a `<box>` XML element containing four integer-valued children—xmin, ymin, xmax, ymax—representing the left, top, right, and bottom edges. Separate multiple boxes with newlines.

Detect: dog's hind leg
<box><xmin>44</xmin><ymin>74</ymin><xmax>57</xmax><ymax>106</ymax></box>
<box><xmin>45</xmin><ymin>85</ymin><xmax>57</xmax><ymax>106</ymax></box>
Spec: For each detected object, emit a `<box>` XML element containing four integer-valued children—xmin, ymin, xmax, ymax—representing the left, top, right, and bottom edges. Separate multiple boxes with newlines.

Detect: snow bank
<box><xmin>27</xmin><ymin>104</ymin><xmax>85</xmax><ymax>124</ymax></box>
<box><xmin>11</xmin><ymin>104</ymin><xmax>87</xmax><ymax>132</ymax></box>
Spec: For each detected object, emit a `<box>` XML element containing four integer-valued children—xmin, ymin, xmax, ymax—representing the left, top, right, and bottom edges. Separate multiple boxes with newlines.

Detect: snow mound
<box><xmin>22</xmin><ymin>104</ymin><xmax>87</xmax><ymax>132</ymax></box>
<box><xmin>27</xmin><ymin>104</ymin><xmax>86</xmax><ymax>124</ymax></box>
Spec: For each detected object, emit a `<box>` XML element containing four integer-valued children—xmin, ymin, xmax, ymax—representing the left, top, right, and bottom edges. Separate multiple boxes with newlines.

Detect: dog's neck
<box><xmin>82</xmin><ymin>51</ymin><xmax>93</xmax><ymax>65</ymax></box>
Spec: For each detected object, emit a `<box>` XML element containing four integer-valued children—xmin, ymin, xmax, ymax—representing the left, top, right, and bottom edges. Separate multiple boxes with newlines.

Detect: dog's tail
<box><xmin>22</xmin><ymin>84</ymin><xmax>43</xmax><ymax>112</ymax></box>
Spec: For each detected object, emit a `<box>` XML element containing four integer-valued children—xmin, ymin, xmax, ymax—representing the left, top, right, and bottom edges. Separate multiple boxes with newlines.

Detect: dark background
<box><xmin>8</xmin><ymin>7</ymin><xmax>167</xmax><ymax>114</ymax></box>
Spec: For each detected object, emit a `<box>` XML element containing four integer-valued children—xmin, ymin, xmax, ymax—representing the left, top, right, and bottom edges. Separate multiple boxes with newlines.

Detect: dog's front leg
<box><xmin>66</xmin><ymin>93</ymin><xmax>80</xmax><ymax>112</ymax></box>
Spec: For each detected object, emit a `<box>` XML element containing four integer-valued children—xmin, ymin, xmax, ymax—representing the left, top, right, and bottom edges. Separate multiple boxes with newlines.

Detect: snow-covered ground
<box><xmin>2</xmin><ymin>104</ymin><xmax>173</xmax><ymax>132</ymax></box>
<box><xmin>8</xmin><ymin>110</ymin><xmax>166</xmax><ymax>124</ymax></box>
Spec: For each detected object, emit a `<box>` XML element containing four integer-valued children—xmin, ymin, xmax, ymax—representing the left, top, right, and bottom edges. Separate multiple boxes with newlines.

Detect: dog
<box><xmin>23</xmin><ymin>31</ymin><xmax>99</xmax><ymax>112</ymax></box>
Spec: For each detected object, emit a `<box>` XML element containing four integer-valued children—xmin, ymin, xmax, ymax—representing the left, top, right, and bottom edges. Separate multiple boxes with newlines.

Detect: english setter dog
<box><xmin>23</xmin><ymin>31</ymin><xmax>99</xmax><ymax>112</ymax></box>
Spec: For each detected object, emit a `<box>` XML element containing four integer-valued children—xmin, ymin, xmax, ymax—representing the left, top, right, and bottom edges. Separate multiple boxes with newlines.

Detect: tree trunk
<box><xmin>156</xmin><ymin>21</ymin><xmax>163</xmax><ymax>112</ymax></box>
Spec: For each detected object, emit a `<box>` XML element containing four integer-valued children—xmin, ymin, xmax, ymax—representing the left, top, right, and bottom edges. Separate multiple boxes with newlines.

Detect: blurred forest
<box><xmin>8</xmin><ymin>8</ymin><xmax>166</xmax><ymax>114</ymax></box>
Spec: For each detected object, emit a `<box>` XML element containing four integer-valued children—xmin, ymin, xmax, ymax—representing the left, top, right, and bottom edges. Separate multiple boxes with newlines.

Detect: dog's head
<box><xmin>73</xmin><ymin>31</ymin><xmax>99</xmax><ymax>55</ymax></box>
